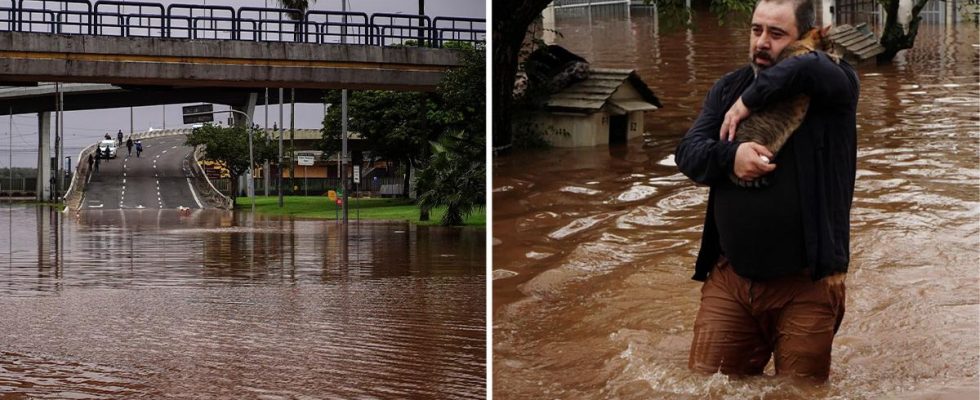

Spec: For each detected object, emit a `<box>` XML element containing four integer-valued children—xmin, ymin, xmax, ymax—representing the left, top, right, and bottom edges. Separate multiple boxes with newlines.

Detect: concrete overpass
<box><xmin>0</xmin><ymin>83</ymin><xmax>326</xmax><ymax>115</ymax></box>
<box><xmin>0</xmin><ymin>31</ymin><xmax>463</xmax><ymax>92</ymax></box>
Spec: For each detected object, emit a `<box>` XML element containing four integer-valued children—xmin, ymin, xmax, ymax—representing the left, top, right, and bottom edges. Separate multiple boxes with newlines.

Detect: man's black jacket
<box><xmin>675</xmin><ymin>52</ymin><xmax>860</xmax><ymax>281</ymax></box>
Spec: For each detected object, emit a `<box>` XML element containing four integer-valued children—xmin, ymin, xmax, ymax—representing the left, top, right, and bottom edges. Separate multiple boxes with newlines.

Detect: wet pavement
<box><xmin>84</xmin><ymin>135</ymin><xmax>202</xmax><ymax>210</ymax></box>
<box><xmin>1</xmin><ymin>205</ymin><xmax>486</xmax><ymax>398</ymax></box>
<box><xmin>493</xmin><ymin>9</ymin><xmax>979</xmax><ymax>400</ymax></box>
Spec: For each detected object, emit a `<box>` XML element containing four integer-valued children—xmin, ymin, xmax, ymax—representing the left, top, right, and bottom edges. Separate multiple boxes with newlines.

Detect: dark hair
<box><xmin>756</xmin><ymin>0</ymin><xmax>816</xmax><ymax>38</ymax></box>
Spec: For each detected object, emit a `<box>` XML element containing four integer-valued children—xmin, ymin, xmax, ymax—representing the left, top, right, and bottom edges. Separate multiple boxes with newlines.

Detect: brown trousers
<box><xmin>689</xmin><ymin>257</ymin><xmax>846</xmax><ymax>381</ymax></box>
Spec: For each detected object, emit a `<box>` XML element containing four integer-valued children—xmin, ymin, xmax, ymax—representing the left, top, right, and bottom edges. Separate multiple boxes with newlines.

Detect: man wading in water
<box><xmin>675</xmin><ymin>0</ymin><xmax>859</xmax><ymax>381</ymax></box>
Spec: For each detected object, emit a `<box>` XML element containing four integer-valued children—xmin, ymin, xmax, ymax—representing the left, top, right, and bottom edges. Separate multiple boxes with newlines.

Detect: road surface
<box><xmin>83</xmin><ymin>135</ymin><xmax>204</xmax><ymax>210</ymax></box>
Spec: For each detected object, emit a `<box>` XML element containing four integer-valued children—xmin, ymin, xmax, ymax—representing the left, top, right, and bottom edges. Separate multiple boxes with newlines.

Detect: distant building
<box><xmin>531</xmin><ymin>68</ymin><xmax>662</xmax><ymax>148</ymax></box>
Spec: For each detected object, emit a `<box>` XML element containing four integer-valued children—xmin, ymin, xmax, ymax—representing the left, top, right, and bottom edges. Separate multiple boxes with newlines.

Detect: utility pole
<box><xmin>264</xmin><ymin>88</ymin><xmax>270</xmax><ymax>196</ymax></box>
<box><xmin>278</xmin><ymin>88</ymin><xmax>284</xmax><ymax>207</ymax></box>
<box><xmin>53</xmin><ymin>83</ymin><xmax>61</xmax><ymax>201</ymax></box>
<box><xmin>58</xmin><ymin>86</ymin><xmax>64</xmax><ymax>201</ymax></box>
<box><xmin>290</xmin><ymin>88</ymin><xmax>295</xmax><ymax>195</ymax></box>
<box><xmin>341</xmin><ymin>0</ymin><xmax>349</xmax><ymax>224</ymax></box>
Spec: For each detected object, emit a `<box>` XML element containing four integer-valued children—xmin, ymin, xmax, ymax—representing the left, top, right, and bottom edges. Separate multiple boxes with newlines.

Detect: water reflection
<box><xmin>494</xmin><ymin>10</ymin><xmax>978</xmax><ymax>400</ymax></box>
<box><xmin>1</xmin><ymin>204</ymin><xmax>485</xmax><ymax>398</ymax></box>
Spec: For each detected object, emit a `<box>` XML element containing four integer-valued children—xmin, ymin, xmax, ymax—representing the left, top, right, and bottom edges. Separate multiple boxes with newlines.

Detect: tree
<box><xmin>321</xmin><ymin>90</ymin><xmax>438</xmax><ymax>198</ymax></box>
<box><xmin>277</xmin><ymin>0</ymin><xmax>315</xmax><ymax>22</ymax></box>
<box><xmin>492</xmin><ymin>0</ymin><xmax>553</xmax><ymax>150</ymax></box>
<box><xmin>876</xmin><ymin>0</ymin><xmax>932</xmax><ymax>63</ymax></box>
<box><xmin>415</xmin><ymin>135</ymin><xmax>484</xmax><ymax>226</ymax></box>
<box><xmin>321</xmin><ymin>43</ymin><xmax>485</xmax><ymax>224</ymax></box>
<box><xmin>186</xmin><ymin>124</ymin><xmax>277</xmax><ymax>208</ymax></box>
<box><xmin>416</xmin><ymin>43</ymin><xmax>486</xmax><ymax>226</ymax></box>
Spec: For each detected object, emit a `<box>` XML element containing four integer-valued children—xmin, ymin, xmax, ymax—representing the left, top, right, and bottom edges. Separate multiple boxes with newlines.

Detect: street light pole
<box><xmin>278</xmin><ymin>88</ymin><xmax>284</xmax><ymax>207</ymax></box>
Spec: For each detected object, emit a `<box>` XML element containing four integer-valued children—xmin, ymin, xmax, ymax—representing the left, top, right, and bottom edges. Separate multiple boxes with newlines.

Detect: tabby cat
<box><xmin>731</xmin><ymin>26</ymin><xmax>837</xmax><ymax>188</ymax></box>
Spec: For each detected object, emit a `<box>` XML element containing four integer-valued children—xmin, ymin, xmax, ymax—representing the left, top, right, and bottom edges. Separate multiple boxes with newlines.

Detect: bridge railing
<box><xmin>0</xmin><ymin>0</ymin><xmax>484</xmax><ymax>48</ymax></box>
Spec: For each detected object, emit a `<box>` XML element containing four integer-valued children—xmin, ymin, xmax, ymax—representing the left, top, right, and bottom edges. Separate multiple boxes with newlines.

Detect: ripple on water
<box><xmin>616</xmin><ymin>185</ymin><xmax>658</xmax><ymax>202</ymax></box>
<box><xmin>519</xmin><ymin>241</ymin><xmax>633</xmax><ymax>297</ymax></box>
<box><xmin>560</xmin><ymin>186</ymin><xmax>603</xmax><ymax>196</ymax></box>
<box><xmin>617</xmin><ymin>206</ymin><xmax>671</xmax><ymax>228</ymax></box>
<box><xmin>655</xmin><ymin>188</ymin><xmax>708</xmax><ymax>213</ymax></box>
<box><xmin>547</xmin><ymin>212</ymin><xmax>617</xmax><ymax>240</ymax></box>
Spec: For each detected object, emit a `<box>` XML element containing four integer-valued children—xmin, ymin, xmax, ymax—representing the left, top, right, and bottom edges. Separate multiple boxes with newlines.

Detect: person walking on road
<box><xmin>117</xmin><ymin>129</ymin><xmax>124</xmax><ymax>145</ymax></box>
<box><xmin>126</xmin><ymin>136</ymin><xmax>134</xmax><ymax>157</ymax></box>
<box><xmin>87</xmin><ymin>153</ymin><xmax>94</xmax><ymax>172</ymax></box>
<box><xmin>93</xmin><ymin>150</ymin><xmax>101</xmax><ymax>173</ymax></box>
<box><xmin>135</xmin><ymin>140</ymin><xmax>143</xmax><ymax>158</ymax></box>
<box><xmin>102</xmin><ymin>146</ymin><xmax>110</xmax><ymax>163</ymax></box>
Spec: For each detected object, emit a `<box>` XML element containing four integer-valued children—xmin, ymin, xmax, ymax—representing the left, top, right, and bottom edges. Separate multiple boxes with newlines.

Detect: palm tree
<box><xmin>277</xmin><ymin>0</ymin><xmax>314</xmax><ymax>22</ymax></box>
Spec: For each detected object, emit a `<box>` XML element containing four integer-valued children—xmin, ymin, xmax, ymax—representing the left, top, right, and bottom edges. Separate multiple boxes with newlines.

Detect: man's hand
<box><xmin>734</xmin><ymin>142</ymin><xmax>776</xmax><ymax>180</ymax></box>
<box><xmin>720</xmin><ymin>97</ymin><xmax>751</xmax><ymax>142</ymax></box>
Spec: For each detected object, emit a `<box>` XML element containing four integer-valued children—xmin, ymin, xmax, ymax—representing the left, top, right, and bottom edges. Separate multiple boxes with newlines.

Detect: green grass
<box><xmin>235</xmin><ymin>196</ymin><xmax>485</xmax><ymax>226</ymax></box>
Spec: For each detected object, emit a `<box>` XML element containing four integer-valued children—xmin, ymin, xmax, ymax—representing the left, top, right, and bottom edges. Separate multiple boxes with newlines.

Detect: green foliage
<box><xmin>415</xmin><ymin>134</ymin><xmax>485</xmax><ymax>226</ymax></box>
<box><xmin>185</xmin><ymin>124</ymin><xmax>277</xmax><ymax>179</ymax></box>
<box><xmin>321</xmin><ymin>90</ymin><xmax>437</xmax><ymax>170</ymax></box>
<box><xmin>430</xmin><ymin>44</ymin><xmax>485</xmax><ymax>148</ymax></box>
<box><xmin>232</xmin><ymin>195</ymin><xmax>485</xmax><ymax>226</ymax></box>
<box><xmin>414</xmin><ymin>45</ymin><xmax>486</xmax><ymax>225</ymax></box>
<box><xmin>319</xmin><ymin>43</ymin><xmax>485</xmax><ymax>225</ymax></box>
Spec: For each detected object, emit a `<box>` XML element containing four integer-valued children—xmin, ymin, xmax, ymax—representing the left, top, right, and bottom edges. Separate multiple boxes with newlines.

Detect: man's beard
<box><xmin>750</xmin><ymin>50</ymin><xmax>775</xmax><ymax>74</ymax></box>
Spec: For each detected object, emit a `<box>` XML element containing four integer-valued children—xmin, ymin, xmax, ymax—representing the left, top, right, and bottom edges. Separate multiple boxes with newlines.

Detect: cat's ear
<box><xmin>820</xmin><ymin>25</ymin><xmax>832</xmax><ymax>37</ymax></box>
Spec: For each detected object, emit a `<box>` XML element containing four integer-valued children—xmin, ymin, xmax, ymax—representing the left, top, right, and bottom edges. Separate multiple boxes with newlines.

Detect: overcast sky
<box><xmin>2</xmin><ymin>0</ymin><xmax>485</xmax><ymax>167</ymax></box>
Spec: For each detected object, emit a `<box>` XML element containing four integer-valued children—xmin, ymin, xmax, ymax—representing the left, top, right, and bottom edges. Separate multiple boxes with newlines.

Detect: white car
<box><xmin>98</xmin><ymin>139</ymin><xmax>117</xmax><ymax>158</ymax></box>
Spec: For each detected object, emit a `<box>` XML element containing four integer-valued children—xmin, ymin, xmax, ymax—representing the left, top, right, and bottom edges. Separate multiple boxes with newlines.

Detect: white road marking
<box><xmin>186</xmin><ymin>178</ymin><xmax>203</xmax><ymax>208</ymax></box>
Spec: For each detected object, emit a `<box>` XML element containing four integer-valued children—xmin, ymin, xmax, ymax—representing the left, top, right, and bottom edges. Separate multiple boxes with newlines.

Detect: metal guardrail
<box><xmin>0</xmin><ymin>0</ymin><xmax>484</xmax><ymax>47</ymax></box>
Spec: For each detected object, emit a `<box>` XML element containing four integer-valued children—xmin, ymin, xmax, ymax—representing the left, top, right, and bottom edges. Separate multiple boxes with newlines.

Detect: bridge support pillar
<box><xmin>36</xmin><ymin>112</ymin><xmax>50</xmax><ymax>202</ymax></box>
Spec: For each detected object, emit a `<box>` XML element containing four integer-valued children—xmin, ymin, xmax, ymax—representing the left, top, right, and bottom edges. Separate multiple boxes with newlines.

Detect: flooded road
<box><xmin>1</xmin><ymin>205</ymin><xmax>485</xmax><ymax>398</ymax></box>
<box><xmin>493</xmin><ymin>9</ymin><xmax>978</xmax><ymax>399</ymax></box>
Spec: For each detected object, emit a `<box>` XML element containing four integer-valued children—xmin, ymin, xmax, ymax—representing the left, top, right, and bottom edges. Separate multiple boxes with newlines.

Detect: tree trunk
<box><xmin>493</xmin><ymin>0</ymin><xmax>554</xmax><ymax>150</ymax></box>
<box><xmin>877</xmin><ymin>0</ymin><xmax>931</xmax><ymax>63</ymax></box>
<box><xmin>443</xmin><ymin>205</ymin><xmax>462</xmax><ymax>226</ymax></box>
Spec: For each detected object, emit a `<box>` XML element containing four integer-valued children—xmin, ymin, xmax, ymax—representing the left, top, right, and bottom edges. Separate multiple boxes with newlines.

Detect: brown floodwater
<box><xmin>0</xmin><ymin>206</ymin><xmax>485</xmax><ymax>398</ymax></box>
<box><xmin>493</xmin><ymin>8</ymin><xmax>978</xmax><ymax>399</ymax></box>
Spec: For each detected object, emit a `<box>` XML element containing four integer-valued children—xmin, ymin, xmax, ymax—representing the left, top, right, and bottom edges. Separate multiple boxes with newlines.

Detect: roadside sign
<box><xmin>353</xmin><ymin>165</ymin><xmax>361</xmax><ymax>184</ymax></box>
<box><xmin>297</xmin><ymin>155</ymin><xmax>315</xmax><ymax>166</ymax></box>
<box><xmin>336</xmin><ymin>198</ymin><xmax>343</xmax><ymax>206</ymax></box>
<box><xmin>328</xmin><ymin>190</ymin><xmax>336</xmax><ymax>201</ymax></box>
<box><xmin>182</xmin><ymin>104</ymin><xmax>213</xmax><ymax>124</ymax></box>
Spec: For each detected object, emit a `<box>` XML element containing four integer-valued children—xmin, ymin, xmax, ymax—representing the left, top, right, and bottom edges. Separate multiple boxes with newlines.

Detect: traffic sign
<box><xmin>353</xmin><ymin>165</ymin><xmax>361</xmax><ymax>184</ymax></box>
<box><xmin>182</xmin><ymin>104</ymin><xmax>213</xmax><ymax>124</ymax></box>
<box><xmin>297</xmin><ymin>155</ymin><xmax>315</xmax><ymax>166</ymax></box>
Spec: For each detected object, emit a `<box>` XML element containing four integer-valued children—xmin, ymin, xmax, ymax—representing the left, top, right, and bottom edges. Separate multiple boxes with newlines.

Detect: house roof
<box><xmin>544</xmin><ymin>68</ymin><xmax>663</xmax><ymax>113</ymax></box>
